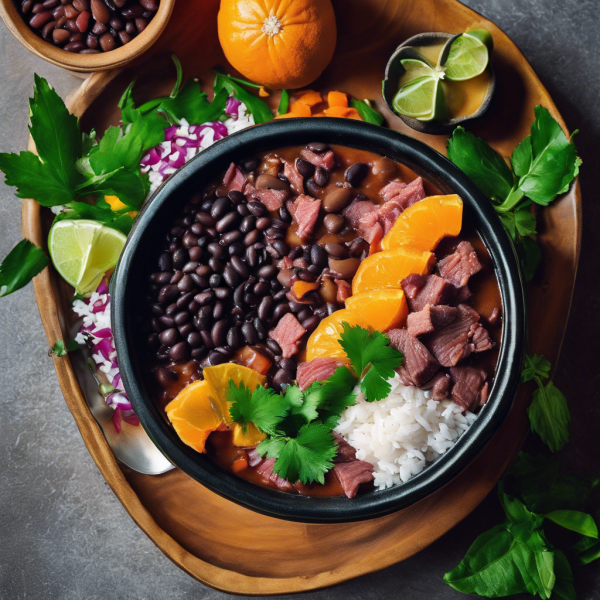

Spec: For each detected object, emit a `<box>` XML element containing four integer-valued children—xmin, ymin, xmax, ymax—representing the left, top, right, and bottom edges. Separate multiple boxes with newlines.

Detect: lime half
<box><xmin>443</xmin><ymin>31</ymin><xmax>491</xmax><ymax>81</ymax></box>
<box><xmin>49</xmin><ymin>219</ymin><xmax>126</xmax><ymax>294</ymax></box>
<box><xmin>392</xmin><ymin>76</ymin><xmax>447</xmax><ymax>121</ymax></box>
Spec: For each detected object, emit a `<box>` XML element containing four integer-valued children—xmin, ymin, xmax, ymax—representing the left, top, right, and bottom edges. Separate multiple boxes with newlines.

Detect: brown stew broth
<box><xmin>146</xmin><ymin>143</ymin><xmax>502</xmax><ymax>497</ymax></box>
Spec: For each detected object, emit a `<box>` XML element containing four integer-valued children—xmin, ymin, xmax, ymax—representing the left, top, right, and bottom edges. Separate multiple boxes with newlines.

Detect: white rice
<box><xmin>335</xmin><ymin>373</ymin><xmax>477</xmax><ymax>490</ymax></box>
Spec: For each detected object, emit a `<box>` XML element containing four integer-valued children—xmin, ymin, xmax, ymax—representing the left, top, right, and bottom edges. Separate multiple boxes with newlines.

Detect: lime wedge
<box><xmin>48</xmin><ymin>219</ymin><xmax>126</xmax><ymax>294</ymax></box>
<box><xmin>443</xmin><ymin>32</ymin><xmax>490</xmax><ymax>81</ymax></box>
<box><xmin>399</xmin><ymin>58</ymin><xmax>436</xmax><ymax>85</ymax></box>
<box><xmin>392</xmin><ymin>76</ymin><xmax>446</xmax><ymax>121</ymax></box>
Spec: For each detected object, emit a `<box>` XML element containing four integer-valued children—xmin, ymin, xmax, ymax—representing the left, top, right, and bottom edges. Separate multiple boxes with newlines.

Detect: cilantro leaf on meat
<box><xmin>258</xmin><ymin>423</ymin><xmax>338</xmax><ymax>485</ymax></box>
<box><xmin>528</xmin><ymin>381</ymin><xmax>570</xmax><ymax>453</ymax></box>
<box><xmin>339</xmin><ymin>324</ymin><xmax>403</xmax><ymax>401</ymax></box>
<box><xmin>226</xmin><ymin>381</ymin><xmax>288</xmax><ymax>436</ymax></box>
<box><xmin>349</xmin><ymin>98</ymin><xmax>385</xmax><ymax>125</ymax></box>
<box><xmin>213</xmin><ymin>71</ymin><xmax>273</xmax><ymax>124</ymax></box>
<box><xmin>0</xmin><ymin>239</ymin><xmax>48</xmax><ymax>297</ymax></box>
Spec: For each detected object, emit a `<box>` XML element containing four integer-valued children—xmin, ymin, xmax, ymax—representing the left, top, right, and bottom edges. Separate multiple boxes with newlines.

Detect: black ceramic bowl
<box><xmin>112</xmin><ymin>118</ymin><xmax>525</xmax><ymax>523</ymax></box>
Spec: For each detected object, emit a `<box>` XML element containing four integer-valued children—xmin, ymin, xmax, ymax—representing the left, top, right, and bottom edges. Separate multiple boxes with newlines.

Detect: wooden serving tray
<box><xmin>22</xmin><ymin>0</ymin><xmax>581</xmax><ymax>594</ymax></box>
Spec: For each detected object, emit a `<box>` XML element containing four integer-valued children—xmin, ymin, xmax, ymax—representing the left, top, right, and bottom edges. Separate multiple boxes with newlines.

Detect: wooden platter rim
<box><xmin>20</xmin><ymin>0</ymin><xmax>582</xmax><ymax>593</ymax></box>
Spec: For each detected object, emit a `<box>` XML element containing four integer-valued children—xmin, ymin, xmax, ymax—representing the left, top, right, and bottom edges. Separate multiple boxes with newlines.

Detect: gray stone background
<box><xmin>1</xmin><ymin>0</ymin><xmax>599</xmax><ymax>598</ymax></box>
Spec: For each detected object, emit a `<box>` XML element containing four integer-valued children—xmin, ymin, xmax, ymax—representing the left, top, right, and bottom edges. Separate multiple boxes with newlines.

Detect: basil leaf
<box><xmin>527</xmin><ymin>381</ymin><xmax>570</xmax><ymax>452</ymax></box>
<box><xmin>447</xmin><ymin>127</ymin><xmax>515</xmax><ymax>203</ymax></box>
<box><xmin>518</xmin><ymin>235</ymin><xmax>542</xmax><ymax>282</ymax></box>
<box><xmin>573</xmin><ymin>537</ymin><xmax>600</xmax><ymax>565</ymax></box>
<box><xmin>213</xmin><ymin>72</ymin><xmax>273</xmax><ymax>124</ymax></box>
<box><xmin>550</xmin><ymin>548</ymin><xmax>576</xmax><ymax>600</ymax></box>
<box><xmin>512</xmin><ymin>106</ymin><xmax>579</xmax><ymax>206</ymax></box>
<box><xmin>515</xmin><ymin>204</ymin><xmax>537</xmax><ymax>237</ymax></box>
<box><xmin>0</xmin><ymin>239</ymin><xmax>48</xmax><ymax>297</ymax></box>
<box><xmin>0</xmin><ymin>150</ymin><xmax>76</xmax><ymax>205</ymax></box>
<box><xmin>545</xmin><ymin>510</ymin><xmax>598</xmax><ymax>538</ymax></box>
<box><xmin>29</xmin><ymin>74</ymin><xmax>83</xmax><ymax>191</ymax></box>
<box><xmin>277</xmin><ymin>89</ymin><xmax>290</xmax><ymax>115</ymax></box>
<box><xmin>349</xmin><ymin>98</ymin><xmax>385</xmax><ymax>125</ymax></box>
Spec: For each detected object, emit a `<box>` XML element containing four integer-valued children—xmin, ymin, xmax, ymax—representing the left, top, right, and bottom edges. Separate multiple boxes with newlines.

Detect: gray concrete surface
<box><xmin>1</xmin><ymin>1</ymin><xmax>599</xmax><ymax>598</ymax></box>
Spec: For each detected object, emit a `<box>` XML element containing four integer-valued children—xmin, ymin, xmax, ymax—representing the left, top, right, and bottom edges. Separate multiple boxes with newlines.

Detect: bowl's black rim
<box><xmin>112</xmin><ymin>118</ymin><xmax>526</xmax><ymax>524</ymax></box>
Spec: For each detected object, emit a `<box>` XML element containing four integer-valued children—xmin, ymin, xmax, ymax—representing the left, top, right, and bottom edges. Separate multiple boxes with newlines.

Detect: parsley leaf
<box><xmin>258</xmin><ymin>423</ymin><xmax>337</xmax><ymax>485</ymax></box>
<box><xmin>53</xmin><ymin>201</ymin><xmax>135</xmax><ymax>235</ymax></box>
<box><xmin>226</xmin><ymin>381</ymin><xmax>288</xmax><ymax>436</ymax></box>
<box><xmin>522</xmin><ymin>354</ymin><xmax>552</xmax><ymax>383</ymax></box>
<box><xmin>528</xmin><ymin>381</ymin><xmax>570</xmax><ymax>453</ymax></box>
<box><xmin>51</xmin><ymin>339</ymin><xmax>80</xmax><ymax>357</ymax></box>
<box><xmin>339</xmin><ymin>324</ymin><xmax>403</xmax><ymax>401</ymax></box>
<box><xmin>157</xmin><ymin>81</ymin><xmax>229</xmax><ymax>125</ymax></box>
<box><xmin>0</xmin><ymin>239</ymin><xmax>48</xmax><ymax>297</ymax></box>
<box><xmin>349</xmin><ymin>98</ymin><xmax>385</xmax><ymax>125</ymax></box>
<box><xmin>213</xmin><ymin>71</ymin><xmax>273</xmax><ymax>124</ymax></box>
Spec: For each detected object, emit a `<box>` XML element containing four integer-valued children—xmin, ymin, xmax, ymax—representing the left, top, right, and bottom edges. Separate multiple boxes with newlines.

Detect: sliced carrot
<box><xmin>231</xmin><ymin>457</ymin><xmax>249</xmax><ymax>472</ymax></box>
<box><xmin>296</xmin><ymin>90</ymin><xmax>323</xmax><ymax>107</ymax></box>
<box><xmin>274</xmin><ymin>113</ymin><xmax>296</xmax><ymax>119</ymax></box>
<box><xmin>258</xmin><ymin>86</ymin><xmax>270</xmax><ymax>97</ymax></box>
<box><xmin>345</xmin><ymin>107</ymin><xmax>362</xmax><ymax>120</ymax></box>
<box><xmin>290</xmin><ymin>101</ymin><xmax>313</xmax><ymax>117</ymax></box>
<box><xmin>292</xmin><ymin>280</ymin><xmax>319</xmax><ymax>299</ymax></box>
<box><xmin>328</xmin><ymin>91</ymin><xmax>348</xmax><ymax>108</ymax></box>
<box><xmin>324</xmin><ymin>106</ymin><xmax>352</xmax><ymax>117</ymax></box>
<box><xmin>312</xmin><ymin>112</ymin><xmax>328</xmax><ymax>117</ymax></box>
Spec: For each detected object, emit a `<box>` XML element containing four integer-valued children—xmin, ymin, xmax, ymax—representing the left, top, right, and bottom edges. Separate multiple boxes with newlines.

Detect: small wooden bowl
<box><xmin>0</xmin><ymin>0</ymin><xmax>175</xmax><ymax>72</ymax></box>
<box><xmin>383</xmin><ymin>32</ymin><xmax>496</xmax><ymax>135</ymax></box>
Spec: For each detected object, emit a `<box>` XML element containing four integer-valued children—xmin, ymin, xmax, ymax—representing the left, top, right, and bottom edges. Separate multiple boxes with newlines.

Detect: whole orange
<box><xmin>218</xmin><ymin>0</ymin><xmax>337</xmax><ymax>89</ymax></box>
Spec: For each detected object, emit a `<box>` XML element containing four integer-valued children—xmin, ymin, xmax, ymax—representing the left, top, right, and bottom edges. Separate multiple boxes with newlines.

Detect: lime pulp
<box><xmin>443</xmin><ymin>31</ymin><xmax>490</xmax><ymax>81</ymax></box>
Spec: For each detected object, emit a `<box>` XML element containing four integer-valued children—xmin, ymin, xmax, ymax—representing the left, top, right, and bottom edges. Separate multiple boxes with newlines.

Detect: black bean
<box><xmin>186</xmin><ymin>332</ymin><xmax>202</xmax><ymax>348</ymax></box>
<box><xmin>216</xmin><ymin>212</ymin><xmax>239</xmax><ymax>233</ymax></box>
<box><xmin>272</xmin><ymin>302</ymin><xmax>290</xmax><ymax>323</ymax></box>
<box><xmin>213</xmin><ymin>301</ymin><xmax>225</xmax><ymax>320</ymax></box>
<box><xmin>324</xmin><ymin>243</ymin><xmax>348</xmax><ymax>258</ymax></box>
<box><xmin>214</xmin><ymin>287</ymin><xmax>231</xmax><ymax>300</ymax></box>
<box><xmin>172</xmin><ymin>248</ymin><xmax>187</xmax><ymax>269</ymax></box>
<box><xmin>199</xmin><ymin>305</ymin><xmax>213</xmax><ymax>318</ymax></box>
<box><xmin>196</xmin><ymin>212</ymin><xmax>216</xmax><ymax>227</ymax></box>
<box><xmin>241</xmin><ymin>322</ymin><xmax>257</xmax><ymax>345</ymax></box>
<box><xmin>152</xmin><ymin>272</ymin><xmax>170</xmax><ymax>285</ymax></box>
<box><xmin>182</xmin><ymin>261</ymin><xmax>199</xmax><ymax>274</ymax></box>
<box><xmin>345</xmin><ymin>162</ymin><xmax>369</xmax><ymax>187</ymax></box>
<box><xmin>151</xmin><ymin>302</ymin><xmax>164</xmax><ymax>316</ymax></box>
<box><xmin>266</xmin><ymin>339</ymin><xmax>281</xmax><ymax>356</ymax></box>
<box><xmin>239</xmin><ymin>215</ymin><xmax>255</xmax><ymax>234</ymax></box>
<box><xmin>307</xmin><ymin>142</ymin><xmax>329</xmax><ymax>154</ymax></box>
<box><xmin>302</xmin><ymin>316</ymin><xmax>320</xmax><ymax>332</ymax></box>
<box><xmin>253</xmin><ymin>317</ymin><xmax>267</xmax><ymax>341</ymax></box>
<box><xmin>200</xmin><ymin>330</ymin><xmax>215</xmax><ymax>349</ymax></box>
<box><xmin>190</xmin><ymin>348</ymin><xmax>206</xmax><ymax>359</ymax></box>
<box><xmin>244</xmin><ymin>292</ymin><xmax>258</xmax><ymax>306</ymax></box>
<box><xmin>211</xmin><ymin>319</ymin><xmax>229</xmax><ymax>346</ymax></box>
<box><xmin>177</xmin><ymin>274</ymin><xmax>194</xmax><ymax>292</ymax></box>
<box><xmin>190</xmin><ymin>223</ymin><xmax>204</xmax><ymax>236</ymax></box>
<box><xmin>243</xmin><ymin>229</ymin><xmax>260</xmax><ymax>247</ymax></box>
<box><xmin>265</xmin><ymin>227</ymin><xmax>284</xmax><ymax>240</ymax></box>
<box><xmin>158</xmin><ymin>328</ymin><xmax>178</xmax><ymax>347</ymax></box>
<box><xmin>226</xmin><ymin>326</ymin><xmax>241</xmax><ymax>349</ymax></box>
<box><xmin>273</xmin><ymin>289</ymin><xmax>288</xmax><ymax>301</ymax></box>
<box><xmin>236</xmin><ymin>203</ymin><xmax>250</xmax><ymax>217</ymax></box>
<box><xmin>279</xmin><ymin>358</ymin><xmax>296</xmax><ymax>372</ymax></box>
<box><xmin>190</xmin><ymin>273</ymin><xmax>207</xmax><ymax>288</ymax></box>
<box><xmin>194</xmin><ymin>290</ymin><xmax>215</xmax><ymax>306</ymax></box>
<box><xmin>208</xmin><ymin>257</ymin><xmax>224</xmax><ymax>273</ymax></box>
<box><xmin>272</xmin><ymin>240</ymin><xmax>289</xmax><ymax>256</ymax></box>
<box><xmin>297</xmin><ymin>269</ymin><xmax>316</xmax><ymax>282</ymax></box>
<box><xmin>279</xmin><ymin>205</ymin><xmax>292</xmax><ymax>223</ymax></box>
<box><xmin>245</xmin><ymin>246</ymin><xmax>258</xmax><ymax>268</ymax></box>
<box><xmin>296</xmin><ymin>158</ymin><xmax>315</xmax><ymax>178</ymax></box>
<box><xmin>230</xmin><ymin>255</ymin><xmax>249</xmax><ymax>278</ymax></box>
<box><xmin>158</xmin><ymin>285</ymin><xmax>179</xmax><ymax>304</ymax></box>
<box><xmin>296</xmin><ymin>308</ymin><xmax>312</xmax><ymax>322</ymax></box>
<box><xmin>165</xmin><ymin>302</ymin><xmax>178</xmax><ymax>316</ymax></box>
<box><xmin>256</xmin><ymin>296</ymin><xmax>272</xmax><ymax>321</ymax></box>
<box><xmin>228</xmin><ymin>190</ymin><xmax>245</xmax><ymax>205</ymax></box>
<box><xmin>187</xmin><ymin>248</ymin><xmax>202</xmax><ymax>264</ymax></box>
<box><xmin>207</xmin><ymin>243</ymin><xmax>226</xmax><ymax>259</ymax></box>
<box><xmin>222</xmin><ymin>264</ymin><xmax>240</xmax><ymax>287</ymax></box>
<box><xmin>233</xmin><ymin>282</ymin><xmax>245</xmax><ymax>306</ymax></box>
<box><xmin>308</xmin><ymin>244</ymin><xmax>326</xmax><ymax>269</ymax></box>
<box><xmin>256</xmin><ymin>173</ymin><xmax>290</xmax><ymax>192</ymax></box>
<box><xmin>228</xmin><ymin>242</ymin><xmax>244</xmax><ymax>257</ymax></box>
<box><xmin>208</xmin><ymin>351</ymin><xmax>226</xmax><ymax>365</ymax></box>
<box><xmin>313</xmin><ymin>166</ymin><xmax>328</xmax><ymax>187</ymax></box>
<box><xmin>255</xmin><ymin>265</ymin><xmax>274</xmax><ymax>280</ymax></box>
<box><xmin>178</xmin><ymin>323</ymin><xmax>194</xmax><ymax>337</ymax></box>
<box><xmin>220</xmin><ymin>230</ymin><xmax>243</xmax><ymax>246</ymax></box>
<box><xmin>273</xmin><ymin>369</ymin><xmax>293</xmax><ymax>389</ymax></box>
<box><xmin>174</xmin><ymin>311</ymin><xmax>189</xmax><ymax>326</ymax></box>
<box><xmin>155</xmin><ymin>366</ymin><xmax>175</xmax><ymax>387</ymax></box>
<box><xmin>305</xmin><ymin>178</ymin><xmax>321</xmax><ymax>196</ymax></box>
<box><xmin>323</xmin><ymin>213</ymin><xmax>345</xmax><ymax>234</ymax></box>
<box><xmin>210</xmin><ymin>196</ymin><xmax>231</xmax><ymax>220</ymax></box>
<box><xmin>99</xmin><ymin>31</ymin><xmax>115</xmax><ymax>51</ymax></box>
<box><xmin>194</xmin><ymin>315</ymin><xmax>209</xmax><ymax>330</ymax></box>
<box><xmin>188</xmin><ymin>300</ymin><xmax>200</xmax><ymax>314</ymax></box>
<box><xmin>240</xmin><ymin>158</ymin><xmax>258</xmax><ymax>171</ymax></box>
<box><xmin>182</xmin><ymin>232</ymin><xmax>199</xmax><ymax>248</ymax></box>
<box><xmin>253</xmin><ymin>281</ymin><xmax>270</xmax><ymax>296</ymax></box>
<box><xmin>255</xmin><ymin>216</ymin><xmax>271</xmax><ymax>231</ymax></box>
<box><xmin>209</xmin><ymin>274</ymin><xmax>222</xmax><ymax>287</ymax></box>
<box><xmin>313</xmin><ymin>305</ymin><xmax>328</xmax><ymax>319</ymax></box>
<box><xmin>247</xmin><ymin>201</ymin><xmax>267</xmax><ymax>217</ymax></box>
<box><xmin>169</xmin><ymin>341</ymin><xmax>190</xmax><ymax>361</ymax></box>
<box><xmin>170</xmin><ymin>271</ymin><xmax>183</xmax><ymax>285</ymax></box>
<box><xmin>121</xmin><ymin>3</ymin><xmax>143</xmax><ymax>16</ymax></box>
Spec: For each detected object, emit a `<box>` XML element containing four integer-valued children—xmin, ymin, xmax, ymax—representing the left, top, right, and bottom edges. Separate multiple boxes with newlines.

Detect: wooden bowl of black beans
<box><xmin>0</xmin><ymin>0</ymin><xmax>174</xmax><ymax>71</ymax></box>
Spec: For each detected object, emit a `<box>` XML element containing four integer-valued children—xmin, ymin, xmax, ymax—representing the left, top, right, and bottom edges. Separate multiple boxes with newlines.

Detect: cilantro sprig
<box><xmin>447</xmin><ymin>106</ymin><xmax>580</xmax><ymax>281</ymax></box>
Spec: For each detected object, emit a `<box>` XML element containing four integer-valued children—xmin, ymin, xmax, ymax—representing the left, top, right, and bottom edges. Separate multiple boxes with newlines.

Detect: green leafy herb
<box><xmin>277</xmin><ymin>89</ymin><xmax>290</xmax><ymax>115</ymax></box>
<box><xmin>573</xmin><ymin>536</ymin><xmax>600</xmax><ymax>565</ymax></box>
<box><xmin>349</xmin><ymin>98</ymin><xmax>385</xmax><ymax>125</ymax></box>
<box><xmin>258</xmin><ymin>422</ymin><xmax>337</xmax><ymax>485</ymax></box>
<box><xmin>447</xmin><ymin>107</ymin><xmax>580</xmax><ymax>281</ymax></box>
<box><xmin>339</xmin><ymin>323</ymin><xmax>403</xmax><ymax>401</ymax></box>
<box><xmin>522</xmin><ymin>354</ymin><xmax>552</xmax><ymax>383</ymax></box>
<box><xmin>226</xmin><ymin>381</ymin><xmax>287</xmax><ymax>436</ymax></box>
<box><xmin>0</xmin><ymin>239</ymin><xmax>48</xmax><ymax>297</ymax></box>
<box><xmin>545</xmin><ymin>510</ymin><xmax>598</xmax><ymax>538</ymax></box>
<box><xmin>50</xmin><ymin>339</ymin><xmax>79</xmax><ymax>357</ymax></box>
<box><xmin>506</xmin><ymin>452</ymin><xmax>597</xmax><ymax>514</ymax></box>
<box><xmin>213</xmin><ymin>71</ymin><xmax>273</xmax><ymax>124</ymax></box>
<box><xmin>52</xmin><ymin>201</ymin><xmax>135</xmax><ymax>235</ymax></box>
<box><xmin>528</xmin><ymin>381</ymin><xmax>570</xmax><ymax>453</ymax></box>
<box><xmin>550</xmin><ymin>548</ymin><xmax>576</xmax><ymax>600</ymax></box>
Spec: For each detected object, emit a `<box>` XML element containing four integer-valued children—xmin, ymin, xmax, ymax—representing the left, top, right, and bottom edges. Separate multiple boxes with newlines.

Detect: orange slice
<box><xmin>165</xmin><ymin>380</ymin><xmax>223</xmax><ymax>453</ymax></box>
<box><xmin>203</xmin><ymin>363</ymin><xmax>266</xmax><ymax>424</ymax></box>
<box><xmin>352</xmin><ymin>247</ymin><xmax>434</xmax><ymax>295</ymax></box>
<box><xmin>345</xmin><ymin>288</ymin><xmax>409</xmax><ymax>332</ymax></box>
<box><xmin>306</xmin><ymin>308</ymin><xmax>365</xmax><ymax>361</ymax></box>
<box><xmin>232</xmin><ymin>422</ymin><xmax>266</xmax><ymax>447</ymax></box>
<box><xmin>381</xmin><ymin>194</ymin><xmax>463</xmax><ymax>251</ymax></box>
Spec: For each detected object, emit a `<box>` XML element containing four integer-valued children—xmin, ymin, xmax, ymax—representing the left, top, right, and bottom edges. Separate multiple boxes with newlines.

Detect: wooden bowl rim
<box><xmin>0</xmin><ymin>0</ymin><xmax>175</xmax><ymax>72</ymax></box>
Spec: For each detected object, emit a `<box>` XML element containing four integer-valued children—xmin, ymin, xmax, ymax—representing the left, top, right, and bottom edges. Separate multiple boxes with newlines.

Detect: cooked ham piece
<box><xmin>406</xmin><ymin>304</ymin><xmax>459</xmax><ymax>337</ymax></box>
<box><xmin>487</xmin><ymin>307</ymin><xmax>502</xmax><ymax>328</ymax></box>
<box><xmin>335</xmin><ymin>279</ymin><xmax>352</xmax><ymax>304</ymax></box>
<box><xmin>268</xmin><ymin>313</ymin><xmax>307</xmax><ymax>358</ymax></box>
<box><xmin>247</xmin><ymin>447</ymin><xmax>264</xmax><ymax>467</ymax></box>
<box><xmin>387</xmin><ymin>328</ymin><xmax>440</xmax><ymax>386</ymax></box>
<box><xmin>401</xmin><ymin>274</ymin><xmax>455</xmax><ymax>312</ymax></box>
<box><xmin>244</xmin><ymin>182</ymin><xmax>289</xmax><ymax>210</ymax></box>
<box><xmin>331</xmin><ymin>433</ymin><xmax>375</xmax><ymax>498</ymax></box>
<box><xmin>343</xmin><ymin>199</ymin><xmax>378</xmax><ymax>228</ymax></box>
<box><xmin>296</xmin><ymin>358</ymin><xmax>349</xmax><ymax>391</ymax></box>
<box><xmin>299</xmin><ymin>148</ymin><xmax>335</xmax><ymax>171</ymax></box>
<box><xmin>292</xmin><ymin>195</ymin><xmax>322</xmax><ymax>239</ymax></box>
<box><xmin>424</xmin><ymin>304</ymin><xmax>493</xmax><ymax>367</ymax></box>
<box><xmin>449</xmin><ymin>366</ymin><xmax>488</xmax><ymax>412</ymax></box>
<box><xmin>420</xmin><ymin>371</ymin><xmax>452</xmax><ymax>400</ymax></box>
<box><xmin>222</xmin><ymin>162</ymin><xmax>246</xmax><ymax>192</ymax></box>
<box><xmin>437</xmin><ymin>241</ymin><xmax>483</xmax><ymax>288</ymax></box>
<box><xmin>283</xmin><ymin>160</ymin><xmax>304</xmax><ymax>195</ymax></box>
<box><xmin>255</xmin><ymin>457</ymin><xmax>296</xmax><ymax>492</ymax></box>
<box><xmin>379</xmin><ymin>180</ymin><xmax>407</xmax><ymax>202</ymax></box>
<box><xmin>357</xmin><ymin>210</ymin><xmax>384</xmax><ymax>246</ymax></box>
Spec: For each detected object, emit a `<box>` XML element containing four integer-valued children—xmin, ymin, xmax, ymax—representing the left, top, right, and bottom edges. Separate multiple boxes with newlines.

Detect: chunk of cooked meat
<box><xmin>299</xmin><ymin>148</ymin><xmax>335</xmax><ymax>170</ymax></box>
<box><xmin>332</xmin><ymin>459</ymin><xmax>375</xmax><ymax>498</ymax></box>
<box><xmin>387</xmin><ymin>328</ymin><xmax>440</xmax><ymax>386</ymax></box>
<box><xmin>406</xmin><ymin>304</ymin><xmax>459</xmax><ymax>337</ymax></box>
<box><xmin>401</xmin><ymin>273</ymin><xmax>455</xmax><ymax>312</ymax></box>
<box><xmin>292</xmin><ymin>195</ymin><xmax>322</xmax><ymax>239</ymax></box>
<box><xmin>296</xmin><ymin>358</ymin><xmax>350</xmax><ymax>391</ymax></box>
<box><xmin>424</xmin><ymin>304</ymin><xmax>493</xmax><ymax>367</ymax></box>
<box><xmin>268</xmin><ymin>313</ymin><xmax>307</xmax><ymax>358</ymax></box>
<box><xmin>254</xmin><ymin>456</ymin><xmax>296</xmax><ymax>492</ymax></box>
<box><xmin>437</xmin><ymin>241</ymin><xmax>483</xmax><ymax>288</ymax></box>
<box><xmin>449</xmin><ymin>366</ymin><xmax>488</xmax><ymax>412</ymax></box>
<box><xmin>244</xmin><ymin>182</ymin><xmax>289</xmax><ymax>210</ymax></box>
<box><xmin>283</xmin><ymin>160</ymin><xmax>304</xmax><ymax>195</ymax></box>
<box><xmin>421</xmin><ymin>371</ymin><xmax>452</xmax><ymax>400</ymax></box>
